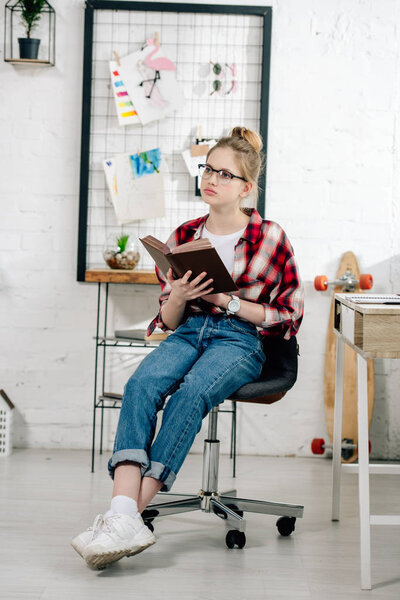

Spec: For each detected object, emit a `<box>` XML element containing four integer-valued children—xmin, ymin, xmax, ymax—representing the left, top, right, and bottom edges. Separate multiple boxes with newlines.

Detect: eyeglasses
<box><xmin>198</xmin><ymin>164</ymin><xmax>247</xmax><ymax>185</ymax></box>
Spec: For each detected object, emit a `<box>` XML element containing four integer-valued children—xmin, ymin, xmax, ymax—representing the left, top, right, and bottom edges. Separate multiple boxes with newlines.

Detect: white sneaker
<box><xmin>83</xmin><ymin>513</ymin><xmax>156</xmax><ymax>569</ymax></box>
<box><xmin>71</xmin><ymin>514</ymin><xmax>104</xmax><ymax>558</ymax></box>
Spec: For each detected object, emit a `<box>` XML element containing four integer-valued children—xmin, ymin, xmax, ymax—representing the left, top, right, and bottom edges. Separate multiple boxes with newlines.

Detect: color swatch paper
<box><xmin>109</xmin><ymin>61</ymin><xmax>140</xmax><ymax>126</ymax></box>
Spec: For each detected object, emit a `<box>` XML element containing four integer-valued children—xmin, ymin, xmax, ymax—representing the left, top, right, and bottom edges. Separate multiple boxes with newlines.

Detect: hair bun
<box><xmin>230</xmin><ymin>126</ymin><xmax>263</xmax><ymax>153</ymax></box>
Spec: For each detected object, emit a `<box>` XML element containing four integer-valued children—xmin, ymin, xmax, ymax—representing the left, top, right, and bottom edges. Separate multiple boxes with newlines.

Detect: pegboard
<box><xmin>77</xmin><ymin>1</ymin><xmax>272</xmax><ymax>281</ymax></box>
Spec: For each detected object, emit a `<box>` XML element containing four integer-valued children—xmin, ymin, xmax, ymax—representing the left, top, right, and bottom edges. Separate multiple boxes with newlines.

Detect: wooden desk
<box><xmin>332</xmin><ymin>293</ymin><xmax>400</xmax><ymax>590</ymax></box>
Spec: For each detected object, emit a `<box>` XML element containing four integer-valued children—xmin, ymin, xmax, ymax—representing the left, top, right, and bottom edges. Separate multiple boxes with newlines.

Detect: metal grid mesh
<box><xmin>87</xmin><ymin>8</ymin><xmax>263</xmax><ymax>270</ymax></box>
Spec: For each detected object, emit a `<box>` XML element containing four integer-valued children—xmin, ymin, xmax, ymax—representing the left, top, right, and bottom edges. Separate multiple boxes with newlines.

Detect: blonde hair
<box><xmin>206</xmin><ymin>126</ymin><xmax>265</xmax><ymax>206</ymax></box>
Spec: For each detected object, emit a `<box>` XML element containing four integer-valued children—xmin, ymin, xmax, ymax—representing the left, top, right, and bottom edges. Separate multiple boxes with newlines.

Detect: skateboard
<box><xmin>311</xmin><ymin>251</ymin><xmax>375</xmax><ymax>463</ymax></box>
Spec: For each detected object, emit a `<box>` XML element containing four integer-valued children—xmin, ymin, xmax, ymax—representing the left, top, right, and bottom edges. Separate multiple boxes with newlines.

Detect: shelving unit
<box><xmin>88</xmin><ymin>269</ymin><xmax>160</xmax><ymax>472</ymax></box>
<box><xmin>88</xmin><ymin>269</ymin><xmax>237</xmax><ymax>476</ymax></box>
<box><xmin>93</xmin><ymin>337</ymin><xmax>162</xmax><ymax>463</ymax></box>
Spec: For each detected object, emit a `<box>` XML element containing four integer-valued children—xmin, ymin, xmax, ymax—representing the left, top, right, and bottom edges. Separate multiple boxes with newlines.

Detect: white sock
<box><xmin>108</xmin><ymin>495</ymin><xmax>139</xmax><ymax>518</ymax></box>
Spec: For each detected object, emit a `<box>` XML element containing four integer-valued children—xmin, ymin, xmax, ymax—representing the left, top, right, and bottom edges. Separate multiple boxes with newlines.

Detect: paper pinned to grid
<box><xmin>119</xmin><ymin>43</ymin><xmax>184</xmax><ymax>126</ymax></box>
<box><xmin>109</xmin><ymin>60</ymin><xmax>140</xmax><ymax>126</ymax></box>
<box><xmin>103</xmin><ymin>150</ymin><xmax>165</xmax><ymax>224</ymax></box>
<box><xmin>182</xmin><ymin>139</ymin><xmax>217</xmax><ymax>177</ymax></box>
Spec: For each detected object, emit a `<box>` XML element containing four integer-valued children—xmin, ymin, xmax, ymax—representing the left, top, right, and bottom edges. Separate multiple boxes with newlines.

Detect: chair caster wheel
<box><xmin>276</xmin><ymin>516</ymin><xmax>296</xmax><ymax>536</ymax></box>
<box><xmin>145</xmin><ymin>520</ymin><xmax>154</xmax><ymax>533</ymax></box>
<box><xmin>225</xmin><ymin>529</ymin><xmax>246</xmax><ymax>549</ymax></box>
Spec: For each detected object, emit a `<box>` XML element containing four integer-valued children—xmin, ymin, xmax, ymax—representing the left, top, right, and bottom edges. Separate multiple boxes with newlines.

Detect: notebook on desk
<box><xmin>345</xmin><ymin>294</ymin><xmax>400</xmax><ymax>305</ymax></box>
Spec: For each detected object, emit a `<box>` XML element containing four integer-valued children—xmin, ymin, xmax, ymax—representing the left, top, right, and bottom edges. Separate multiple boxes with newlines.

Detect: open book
<box><xmin>139</xmin><ymin>235</ymin><xmax>238</xmax><ymax>294</ymax></box>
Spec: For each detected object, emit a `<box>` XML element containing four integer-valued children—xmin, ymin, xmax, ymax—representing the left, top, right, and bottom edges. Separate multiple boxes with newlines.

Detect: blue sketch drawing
<box><xmin>129</xmin><ymin>148</ymin><xmax>161</xmax><ymax>178</ymax></box>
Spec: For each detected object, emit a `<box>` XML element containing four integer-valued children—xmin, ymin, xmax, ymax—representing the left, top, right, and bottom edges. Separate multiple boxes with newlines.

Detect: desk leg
<box><xmin>91</xmin><ymin>282</ymin><xmax>101</xmax><ymax>473</ymax></box>
<box><xmin>357</xmin><ymin>353</ymin><xmax>371</xmax><ymax>590</ymax></box>
<box><xmin>99</xmin><ymin>283</ymin><xmax>109</xmax><ymax>456</ymax></box>
<box><xmin>332</xmin><ymin>336</ymin><xmax>344</xmax><ymax>521</ymax></box>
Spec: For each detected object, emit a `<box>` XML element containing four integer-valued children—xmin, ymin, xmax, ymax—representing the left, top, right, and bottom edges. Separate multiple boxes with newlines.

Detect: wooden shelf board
<box><xmin>85</xmin><ymin>269</ymin><xmax>158</xmax><ymax>284</ymax></box>
<box><xmin>4</xmin><ymin>58</ymin><xmax>54</xmax><ymax>65</ymax></box>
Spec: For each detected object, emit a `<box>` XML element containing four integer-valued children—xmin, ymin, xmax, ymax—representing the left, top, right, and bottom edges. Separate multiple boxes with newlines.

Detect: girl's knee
<box><xmin>123</xmin><ymin>372</ymin><xmax>163</xmax><ymax>415</ymax></box>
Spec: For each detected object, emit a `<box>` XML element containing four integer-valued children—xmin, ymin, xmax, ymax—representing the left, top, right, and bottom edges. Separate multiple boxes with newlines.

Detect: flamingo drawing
<box><xmin>137</xmin><ymin>59</ymin><xmax>168</xmax><ymax>108</ymax></box>
<box><xmin>138</xmin><ymin>37</ymin><xmax>176</xmax><ymax>100</ymax></box>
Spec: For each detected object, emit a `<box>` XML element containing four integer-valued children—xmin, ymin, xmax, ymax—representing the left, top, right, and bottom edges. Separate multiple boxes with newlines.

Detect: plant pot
<box><xmin>103</xmin><ymin>235</ymin><xmax>140</xmax><ymax>270</ymax></box>
<box><xmin>18</xmin><ymin>38</ymin><xmax>40</xmax><ymax>60</ymax></box>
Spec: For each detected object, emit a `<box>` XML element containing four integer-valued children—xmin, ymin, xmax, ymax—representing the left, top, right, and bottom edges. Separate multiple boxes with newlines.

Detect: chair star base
<box><xmin>142</xmin><ymin>407</ymin><xmax>304</xmax><ymax>548</ymax></box>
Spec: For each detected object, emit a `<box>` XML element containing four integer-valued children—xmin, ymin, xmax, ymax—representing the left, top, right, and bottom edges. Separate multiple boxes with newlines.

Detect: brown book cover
<box><xmin>140</xmin><ymin>235</ymin><xmax>238</xmax><ymax>293</ymax></box>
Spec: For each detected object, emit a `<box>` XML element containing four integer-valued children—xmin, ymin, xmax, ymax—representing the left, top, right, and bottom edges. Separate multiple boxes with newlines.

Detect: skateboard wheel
<box><xmin>314</xmin><ymin>275</ymin><xmax>328</xmax><ymax>291</ymax></box>
<box><xmin>356</xmin><ymin>440</ymin><xmax>372</xmax><ymax>454</ymax></box>
<box><xmin>359</xmin><ymin>274</ymin><xmax>373</xmax><ymax>290</ymax></box>
<box><xmin>311</xmin><ymin>438</ymin><xmax>325</xmax><ymax>455</ymax></box>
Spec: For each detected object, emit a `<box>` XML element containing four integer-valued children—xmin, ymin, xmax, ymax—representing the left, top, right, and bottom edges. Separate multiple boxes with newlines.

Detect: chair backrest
<box><xmin>229</xmin><ymin>335</ymin><xmax>299</xmax><ymax>405</ymax></box>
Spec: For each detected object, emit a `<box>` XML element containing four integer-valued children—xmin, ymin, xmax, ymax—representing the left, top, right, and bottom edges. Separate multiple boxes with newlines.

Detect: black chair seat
<box><xmin>229</xmin><ymin>335</ymin><xmax>298</xmax><ymax>403</ymax></box>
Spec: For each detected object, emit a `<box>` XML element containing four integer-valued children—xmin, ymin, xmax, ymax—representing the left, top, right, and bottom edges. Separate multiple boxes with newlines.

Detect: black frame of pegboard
<box><xmin>77</xmin><ymin>0</ymin><xmax>272</xmax><ymax>281</ymax></box>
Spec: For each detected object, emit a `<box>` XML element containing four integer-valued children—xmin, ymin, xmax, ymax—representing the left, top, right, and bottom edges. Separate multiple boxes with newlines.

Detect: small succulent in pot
<box><xmin>103</xmin><ymin>234</ymin><xmax>140</xmax><ymax>270</ymax></box>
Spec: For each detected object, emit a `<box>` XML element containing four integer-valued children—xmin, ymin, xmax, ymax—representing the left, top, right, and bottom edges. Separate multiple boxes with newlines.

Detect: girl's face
<box><xmin>200</xmin><ymin>147</ymin><xmax>252</xmax><ymax>210</ymax></box>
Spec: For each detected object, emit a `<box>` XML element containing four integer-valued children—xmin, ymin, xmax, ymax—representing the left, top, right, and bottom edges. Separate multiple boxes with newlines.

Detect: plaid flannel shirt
<box><xmin>147</xmin><ymin>208</ymin><xmax>304</xmax><ymax>340</ymax></box>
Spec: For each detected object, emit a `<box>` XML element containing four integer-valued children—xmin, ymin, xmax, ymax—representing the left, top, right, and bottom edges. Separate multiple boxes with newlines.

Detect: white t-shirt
<box><xmin>202</xmin><ymin>224</ymin><xmax>247</xmax><ymax>276</ymax></box>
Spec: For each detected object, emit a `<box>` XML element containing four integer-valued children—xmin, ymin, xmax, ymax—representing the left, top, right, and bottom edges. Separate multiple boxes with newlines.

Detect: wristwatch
<box><xmin>226</xmin><ymin>294</ymin><xmax>241</xmax><ymax>316</ymax></box>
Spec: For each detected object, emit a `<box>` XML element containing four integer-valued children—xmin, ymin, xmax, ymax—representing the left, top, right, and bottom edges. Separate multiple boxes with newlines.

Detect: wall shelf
<box><xmin>4</xmin><ymin>0</ymin><xmax>56</xmax><ymax>66</ymax></box>
<box><xmin>85</xmin><ymin>269</ymin><xmax>158</xmax><ymax>284</ymax></box>
<box><xmin>4</xmin><ymin>58</ymin><xmax>53</xmax><ymax>65</ymax></box>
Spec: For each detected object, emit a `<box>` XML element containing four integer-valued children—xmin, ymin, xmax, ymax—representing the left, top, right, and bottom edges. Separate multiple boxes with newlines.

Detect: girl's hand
<box><xmin>166</xmin><ymin>268</ymin><xmax>214</xmax><ymax>303</ymax></box>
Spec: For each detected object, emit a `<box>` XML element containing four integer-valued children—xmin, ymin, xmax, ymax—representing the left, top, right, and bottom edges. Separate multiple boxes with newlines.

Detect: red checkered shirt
<box><xmin>147</xmin><ymin>208</ymin><xmax>304</xmax><ymax>340</ymax></box>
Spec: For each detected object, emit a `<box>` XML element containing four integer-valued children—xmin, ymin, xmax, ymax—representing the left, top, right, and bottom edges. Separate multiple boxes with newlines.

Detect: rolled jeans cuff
<box><xmin>108</xmin><ymin>449</ymin><xmax>149</xmax><ymax>479</ymax></box>
<box><xmin>143</xmin><ymin>460</ymin><xmax>177</xmax><ymax>492</ymax></box>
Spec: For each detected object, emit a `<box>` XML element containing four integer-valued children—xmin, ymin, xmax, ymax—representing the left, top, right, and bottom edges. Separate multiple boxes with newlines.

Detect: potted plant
<box><xmin>18</xmin><ymin>0</ymin><xmax>46</xmax><ymax>60</ymax></box>
<box><xmin>103</xmin><ymin>234</ymin><xmax>140</xmax><ymax>270</ymax></box>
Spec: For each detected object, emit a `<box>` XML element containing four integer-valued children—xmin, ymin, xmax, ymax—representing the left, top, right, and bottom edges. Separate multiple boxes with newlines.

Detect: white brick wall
<box><xmin>0</xmin><ymin>0</ymin><xmax>399</xmax><ymax>460</ymax></box>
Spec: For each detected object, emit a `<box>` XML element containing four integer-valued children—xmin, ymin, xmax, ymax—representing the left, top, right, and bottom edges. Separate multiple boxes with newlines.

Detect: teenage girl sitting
<box><xmin>71</xmin><ymin>126</ymin><xmax>304</xmax><ymax>569</ymax></box>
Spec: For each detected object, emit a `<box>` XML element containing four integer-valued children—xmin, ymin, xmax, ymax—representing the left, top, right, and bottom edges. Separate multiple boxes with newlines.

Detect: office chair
<box><xmin>142</xmin><ymin>334</ymin><xmax>304</xmax><ymax>548</ymax></box>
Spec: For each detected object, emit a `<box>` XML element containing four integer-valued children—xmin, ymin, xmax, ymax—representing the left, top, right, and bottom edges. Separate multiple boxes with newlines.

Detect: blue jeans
<box><xmin>108</xmin><ymin>313</ymin><xmax>265</xmax><ymax>491</ymax></box>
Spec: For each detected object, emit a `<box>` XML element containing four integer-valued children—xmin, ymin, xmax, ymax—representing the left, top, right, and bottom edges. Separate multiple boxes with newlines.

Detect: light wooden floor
<box><xmin>0</xmin><ymin>449</ymin><xmax>399</xmax><ymax>600</ymax></box>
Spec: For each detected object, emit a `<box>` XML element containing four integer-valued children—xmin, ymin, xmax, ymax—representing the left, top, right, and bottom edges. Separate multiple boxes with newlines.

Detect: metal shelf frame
<box><xmin>91</xmin><ymin>280</ymin><xmax>238</xmax><ymax>476</ymax></box>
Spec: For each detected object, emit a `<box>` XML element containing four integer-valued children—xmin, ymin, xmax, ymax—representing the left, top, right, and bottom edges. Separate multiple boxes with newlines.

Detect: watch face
<box><xmin>228</xmin><ymin>297</ymin><xmax>240</xmax><ymax>313</ymax></box>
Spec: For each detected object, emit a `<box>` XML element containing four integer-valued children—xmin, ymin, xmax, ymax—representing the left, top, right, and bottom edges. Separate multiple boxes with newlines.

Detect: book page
<box><xmin>172</xmin><ymin>238</ymin><xmax>212</xmax><ymax>254</ymax></box>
